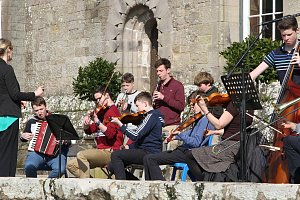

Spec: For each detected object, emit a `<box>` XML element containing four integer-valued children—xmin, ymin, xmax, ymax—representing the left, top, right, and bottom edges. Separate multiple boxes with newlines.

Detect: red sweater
<box><xmin>154</xmin><ymin>77</ymin><xmax>185</xmax><ymax>126</ymax></box>
<box><xmin>84</xmin><ymin>105</ymin><xmax>124</xmax><ymax>150</ymax></box>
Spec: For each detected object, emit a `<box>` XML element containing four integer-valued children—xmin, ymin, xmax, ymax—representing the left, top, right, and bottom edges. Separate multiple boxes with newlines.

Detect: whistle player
<box><xmin>67</xmin><ymin>85</ymin><xmax>124</xmax><ymax>178</ymax></box>
<box><xmin>109</xmin><ymin>91</ymin><xmax>164</xmax><ymax>180</ymax></box>
<box><xmin>21</xmin><ymin>97</ymin><xmax>70</xmax><ymax>178</ymax></box>
<box><xmin>250</xmin><ymin>16</ymin><xmax>300</xmax><ymax>84</ymax></box>
<box><xmin>152</xmin><ymin>58</ymin><xmax>185</xmax><ymax>149</ymax></box>
<box><xmin>115</xmin><ymin>73</ymin><xmax>140</xmax><ymax>113</ymax></box>
<box><xmin>143</xmin><ymin>90</ymin><xmax>219</xmax><ymax>180</ymax></box>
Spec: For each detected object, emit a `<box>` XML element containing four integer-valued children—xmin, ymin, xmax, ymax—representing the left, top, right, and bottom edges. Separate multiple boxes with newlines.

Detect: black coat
<box><xmin>0</xmin><ymin>58</ymin><xmax>35</xmax><ymax>117</ymax></box>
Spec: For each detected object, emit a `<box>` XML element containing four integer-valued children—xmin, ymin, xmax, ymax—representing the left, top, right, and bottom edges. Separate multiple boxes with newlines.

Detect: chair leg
<box><xmin>181</xmin><ymin>166</ymin><xmax>189</xmax><ymax>182</ymax></box>
<box><xmin>171</xmin><ymin>168</ymin><xmax>177</xmax><ymax>181</ymax></box>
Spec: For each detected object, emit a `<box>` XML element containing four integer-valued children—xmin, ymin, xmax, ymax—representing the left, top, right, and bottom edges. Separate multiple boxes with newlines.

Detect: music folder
<box><xmin>46</xmin><ymin>114</ymin><xmax>79</xmax><ymax>178</ymax></box>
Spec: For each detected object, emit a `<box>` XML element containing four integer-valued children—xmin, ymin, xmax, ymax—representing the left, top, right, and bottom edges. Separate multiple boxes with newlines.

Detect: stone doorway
<box><xmin>122</xmin><ymin>5</ymin><xmax>158</xmax><ymax>92</ymax></box>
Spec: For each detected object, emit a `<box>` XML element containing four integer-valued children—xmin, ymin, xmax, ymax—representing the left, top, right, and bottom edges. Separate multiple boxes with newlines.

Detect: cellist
<box><xmin>250</xmin><ymin>16</ymin><xmax>300</xmax><ymax>84</ymax></box>
<box><xmin>250</xmin><ymin>16</ymin><xmax>300</xmax><ymax>183</ymax></box>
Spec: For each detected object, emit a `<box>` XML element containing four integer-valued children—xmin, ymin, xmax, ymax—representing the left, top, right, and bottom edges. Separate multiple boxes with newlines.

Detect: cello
<box><xmin>266</xmin><ymin>41</ymin><xmax>300</xmax><ymax>183</ymax></box>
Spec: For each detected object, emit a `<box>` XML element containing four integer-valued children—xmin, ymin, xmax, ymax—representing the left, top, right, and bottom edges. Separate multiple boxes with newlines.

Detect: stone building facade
<box><xmin>2</xmin><ymin>0</ymin><xmax>299</xmax><ymax>95</ymax></box>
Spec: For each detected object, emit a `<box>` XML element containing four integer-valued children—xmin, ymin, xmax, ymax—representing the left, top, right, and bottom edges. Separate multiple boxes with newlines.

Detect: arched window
<box><xmin>243</xmin><ymin>0</ymin><xmax>283</xmax><ymax>40</ymax></box>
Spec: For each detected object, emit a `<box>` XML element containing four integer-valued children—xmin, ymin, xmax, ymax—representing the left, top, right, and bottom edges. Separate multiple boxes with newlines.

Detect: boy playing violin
<box><xmin>143</xmin><ymin>90</ymin><xmax>221</xmax><ymax>180</ymax></box>
<box><xmin>109</xmin><ymin>91</ymin><xmax>164</xmax><ymax>180</ymax></box>
<box><xmin>67</xmin><ymin>85</ymin><xmax>124</xmax><ymax>178</ymax></box>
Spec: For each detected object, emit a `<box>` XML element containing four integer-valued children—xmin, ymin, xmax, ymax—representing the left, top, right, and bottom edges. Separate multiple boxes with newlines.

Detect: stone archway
<box><xmin>105</xmin><ymin>0</ymin><xmax>172</xmax><ymax>92</ymax></box>
<box><xmin>122</xmin><ymin>5</ymin><xmax>157</xmax><ymax>91</ymax></box>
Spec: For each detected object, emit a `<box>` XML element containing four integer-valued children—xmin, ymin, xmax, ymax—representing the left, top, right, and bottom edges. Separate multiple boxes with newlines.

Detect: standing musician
<box><xmin>250</xmin><ymin>16</ymin><xmax>300</xmax><ymax>183</ymax></box>
<box><xmin>184</xmin><ymin>99</ymin><xmax>254</xmax><ymax>181</ymax></box>
<box><xmin>143</xmin><ymin>89</ymin><xmax>221</xmax><ymax>181</ymax></box>
<box><xmin>21</xmin><ymin>97</ymin><xmax>70</xmax><ymax>178</ymax></box>
<box><xmin>0</xmin><ymin>38</ymin><xmax>44</xmax><ymax>177</ymax></box>
<box><xmin>67</xmin><ymin>85</ymin><xmax>124</xmax><ymax>178</ymax></box>
<box><xmin>115</xmin><ymin>73</ymin><xmax>140</xmax><ymax>114</ymax></box>
<box><xmin>109</xmin><ymin>92</ymin><xmax>164</xmax><ymax>180</ymax></box>
<box><xmin>153</xmin><ymin>58</ymin><xmax>185</xmax><ymax>149</ymax></box>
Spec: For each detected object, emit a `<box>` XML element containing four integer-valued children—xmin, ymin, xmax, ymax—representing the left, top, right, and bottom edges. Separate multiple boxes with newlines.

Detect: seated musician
<box><xmin>115</xmin><ymin>73</ymin><xmax>140</xmax><ymax>113</ymax></box>
<box><xmin>20</xmin><ymin>96</ymin><xmax>70</xmax><ymax>178</ymax></box>
<box><xmin>143</xmin><ymin>90</ymin><xmax>223</xmax><ymax>180</ymax></box>
<box><xmin>67</xmin><ymin>85</ymin><xmax>124</xmax><ymax>178</ymax></box>
<box><xmin>282</xmin><ymin>121</ymin><xmax>300</xmax><ymax>183</ymax></box>
<box><xmin>109</xmin><ymin>91</ymin><xmax>164</xmax><ymax>180</ymax></box>
<box><xmin>184</xmin><ymin>98</ymin><xmax>253</xmax><ymax>181</ymax></box>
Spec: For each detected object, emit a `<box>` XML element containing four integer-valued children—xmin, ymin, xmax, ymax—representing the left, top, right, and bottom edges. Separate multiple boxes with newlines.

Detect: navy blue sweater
<box><xmin>120</xmin><ymin>109</ymin><xmax>164</xmax><ymax>153</ymax></box>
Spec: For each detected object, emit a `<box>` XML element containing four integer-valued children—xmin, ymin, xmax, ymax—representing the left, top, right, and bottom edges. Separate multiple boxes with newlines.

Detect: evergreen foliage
<box><xmin>73</xmin><ymin>57</ymin><xmax>122</xmax><ymax>101</ymax></box>
<box><xmin>220</xmin><ymin>36</ymin><xmax>282</xmax><ymax>84</ymax></box>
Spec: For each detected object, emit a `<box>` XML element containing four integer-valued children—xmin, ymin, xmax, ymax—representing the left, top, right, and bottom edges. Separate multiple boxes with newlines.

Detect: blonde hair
<box><xmin>0</xmin><ymin>38</ymin><xmax>13</xmax><ymax>57</ymax></box>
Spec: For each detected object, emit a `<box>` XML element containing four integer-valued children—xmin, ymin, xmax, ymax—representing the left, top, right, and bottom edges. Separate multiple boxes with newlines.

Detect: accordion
<box><xmin>28</xmin><ymin>121</ymin><xmax>58</xmax><ymax>156</ymax></box>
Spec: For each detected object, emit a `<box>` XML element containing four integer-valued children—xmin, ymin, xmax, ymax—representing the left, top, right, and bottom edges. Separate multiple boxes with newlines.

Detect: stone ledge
<box><xmin>0</xmin><ymin>178</ymin><xmax>300</xmax><ymax>200</ymax></box>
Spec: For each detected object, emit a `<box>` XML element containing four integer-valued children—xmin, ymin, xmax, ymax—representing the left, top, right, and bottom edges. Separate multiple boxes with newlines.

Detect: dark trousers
<box><xmin>283</xmin><ymin>135</ymin><xmax>300</xmax><ymax>183</ymax></box>
<box><xmin>110</xmin><ymin>148</ymin><xmax>151</xmax><ymax>180</ymax></box>
<box><xmin>184</xmin><ymin>150</ymin><xmax>204</xmax><ymax>181</ymax></box>
<box><xmin>143</xmin><ymin>148</ymin><xmax>188</xmax><ymax>180</ymax></box>
<box><xmin>0</xmin><ymin>120</ymin><xmax>19</xmax><ymax>177</ymax></box>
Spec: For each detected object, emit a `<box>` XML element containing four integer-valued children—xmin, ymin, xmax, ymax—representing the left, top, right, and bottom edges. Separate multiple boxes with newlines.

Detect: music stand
<box><xmin>221</xmin><ymin>73</ymin><xmax>262</xmax><ymax>181</ymax></box>
<box><xmin>46</xmin><ymin>114</ymin><xmax>79</xmax><ymax>178</ymax></box>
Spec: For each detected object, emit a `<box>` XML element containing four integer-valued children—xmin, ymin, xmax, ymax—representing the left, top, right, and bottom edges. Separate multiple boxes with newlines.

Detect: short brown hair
<box><xmin>134</xmin><ymin>91</ymin><xmax>152</xmax><ymax>105</ymax></box>
<box><xmin>122</xmin><ymin>73</ymin><xmax>134</xmax><ymax>83</ymax></box>
<box><xmin>187</xmin><ymin>90</ymin><xmax>205</xmax><ymax>104</ymax></box>
<box><xmin>31</xmin><ymin>96</ymin><xmax>46</xmax><ymax>108</ymax></box>
<box><xmin>194</xmin><ymin>72</ymin><xmax>214</xmax><ymax>86</ymax></box>
<box><xmin>277</xmin><ymin>16</ymin><xmax>298</xmax><ymax>31</ymax></box>
<box><xmin>154</xmin><ymin>58</ymin><xmax>171</xmax><ymax>69</ymax></box>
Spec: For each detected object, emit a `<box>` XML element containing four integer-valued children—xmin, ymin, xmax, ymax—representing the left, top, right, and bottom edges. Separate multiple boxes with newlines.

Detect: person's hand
<box><xmin>83</xmin><ymin>115</ymin><xmax>91</xmax><ymax>129</ymax></box>
<box><xmin>21</xmin><ymin>101</ymin><xmax>27</xmax><ymax>109</ymax></box>
<box><xmin>153</xmin><ymin>91</ymin><xmax>164</xmax><ymax>100</ymax></box>
<box><xmin>197</xmin><ymin>97</ymin><xmax>208</xmax><ymax>113</ymax></box>
<box><xmin>34</xmin><ymin>86</ymin><xmax>44</xmax><ymax>96</ymax></box>
<box><xmin>204</xmin><ymin>129</ymin><xmax>215</xmax><ymax>136</ymax></box>
<box><xmin>110</xmin><ymin>117</ymin><xmax>123</xmax><ymax>127</ymax></box>
<box><xmin>282</xmin><ymin>121</ymin><xmax>296</xmax><ymax>131</ymax></box>
<box><xmin>291</xmin><ymin>52</ymin><xmax>300</xmax><ymax>65</ymax></box>
<box><xmin>21</xmin><ymin>132</ymin><xmax>33</xmax><ymax>140</ymax></box>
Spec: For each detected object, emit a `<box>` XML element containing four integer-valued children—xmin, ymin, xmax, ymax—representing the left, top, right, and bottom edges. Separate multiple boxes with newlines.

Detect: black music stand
<box><xmin>46</xmin><ymin>114</ymin><xmax>79</xmax><ymax>178</ymax></box>
<box><xmin>221</xmin><ymin>73</ymin><xmax>262</xmax><ymax>181</ymax></box>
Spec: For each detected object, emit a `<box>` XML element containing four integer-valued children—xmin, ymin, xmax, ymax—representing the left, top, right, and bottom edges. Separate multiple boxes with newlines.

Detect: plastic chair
<box><xmin>170</xmin><ymin>135</ymin><xmax>214</xmax><ymax>181</ymax></box>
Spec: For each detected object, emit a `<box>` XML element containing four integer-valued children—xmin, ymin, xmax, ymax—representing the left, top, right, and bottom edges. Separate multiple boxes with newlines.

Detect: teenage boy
<box><xmin>109</xmin><ymin>91</ymin><xmax>164</xmax><ymax>180</ymax></box>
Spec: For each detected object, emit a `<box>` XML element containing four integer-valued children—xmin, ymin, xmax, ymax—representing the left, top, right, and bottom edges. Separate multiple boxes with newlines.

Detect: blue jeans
<box><xmin>24</xmin><ymin>146</ymin><xmax>69</xmax><ymax>178</ymax></box>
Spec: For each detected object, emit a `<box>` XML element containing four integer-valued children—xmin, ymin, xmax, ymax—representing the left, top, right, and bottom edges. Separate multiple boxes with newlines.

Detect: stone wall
<box><xmin>1</xmin><ymin>178</ymin><xmax>300</xmax><ymax>200</ymax></box>
<box><xmin>2</xmin><ymin>0</ymin><xmax>240</xmax><ymax>96</ymax></box>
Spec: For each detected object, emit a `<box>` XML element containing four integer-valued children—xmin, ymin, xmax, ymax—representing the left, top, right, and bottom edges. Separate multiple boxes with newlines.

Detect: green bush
<box><xmin>72</xmin><ymin>57</ymin><xmax>122</xmax><ymax>101</ymax></box>
<box><xmin>220</xmin><ymin>36</ymin><xmax>282</xmax><ymax>84</ymax></box>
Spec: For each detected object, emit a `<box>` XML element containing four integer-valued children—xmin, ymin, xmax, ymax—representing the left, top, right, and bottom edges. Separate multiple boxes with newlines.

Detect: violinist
<box><xmin>143</xmin><ymin>90</ymin><xmax>219</xmax><ymax>181</ymax></box>
<box><xmin>184</xmin><ymin>98</ymin><xmax>253</xmax><ymax>181</ymax></box>
<box><xmin>109</xmin><ymin>91</ymin><xmax>164</xmax><ymax>180</ymax></box>
<box><xmin>67</xmin><ymin>85</ymin><xmax>124</xmax><ymax>178</ymax></box>
<box><xmin>115</xmin><ymin>73</ymin><xmax>140</xmax><ymax>114</ymax></box>
<box><xmin>282</xmin><ymin>121</ymin><xmax>300</xmax><ymax>183</ymax></box>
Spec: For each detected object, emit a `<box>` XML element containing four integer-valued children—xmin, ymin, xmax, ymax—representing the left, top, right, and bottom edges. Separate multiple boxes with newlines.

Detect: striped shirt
<box><xmin>264</xmin><ymin>44</ymin><xmax>300</xmax><ymax>84</ymax></box>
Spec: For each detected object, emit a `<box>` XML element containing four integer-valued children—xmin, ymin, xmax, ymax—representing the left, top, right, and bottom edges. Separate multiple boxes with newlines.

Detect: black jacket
<box><xmin>0</xmin><ymin>58</ymin><xmax>35</xmax><ymax>117</ymax></box>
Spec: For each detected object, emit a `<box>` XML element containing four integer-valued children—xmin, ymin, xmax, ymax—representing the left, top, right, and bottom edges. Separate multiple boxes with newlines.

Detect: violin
<box><xmin>90</xmin><ymin>103</ymin><xmax>108</xmax><ymax>119</ymax></box>
<box><xmin>107</xmin><ymin>111</ymin><xmax>147</xmax><ymax>125</ymax></box>
<box><xmin>166</xmin><ymin>112</ymin><xmax>203</xmax><ymax>142</ymax></box>
<box><xmin>191</xmin><ymin>92</ymin><xmax>230</xmax><ymax>107</ymax></box>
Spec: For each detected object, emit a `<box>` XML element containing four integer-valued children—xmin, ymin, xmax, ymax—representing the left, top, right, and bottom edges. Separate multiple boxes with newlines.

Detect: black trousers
<box><xmin>184</xmin><ymin>150</ymin><xmax>205</xmax><ymax>181</ymax></box>
<box><xmin>283</xmin><ymin>135</ymin><xmax>300</xmax><ymax>183</ymax></box>
<box><xmin>110</xmin><ymin>148</ymin><xmax>151</xmax><ymax>180</ymax></box>
<box><xmin>143</xmin><ymin>148</ymin><xmax>189</xmax><ymax>180</ymax></box>
<box><xmin>0</xmin><ymin>120</ymin><xmax>19</xmax><ymax>177</ymax></box>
